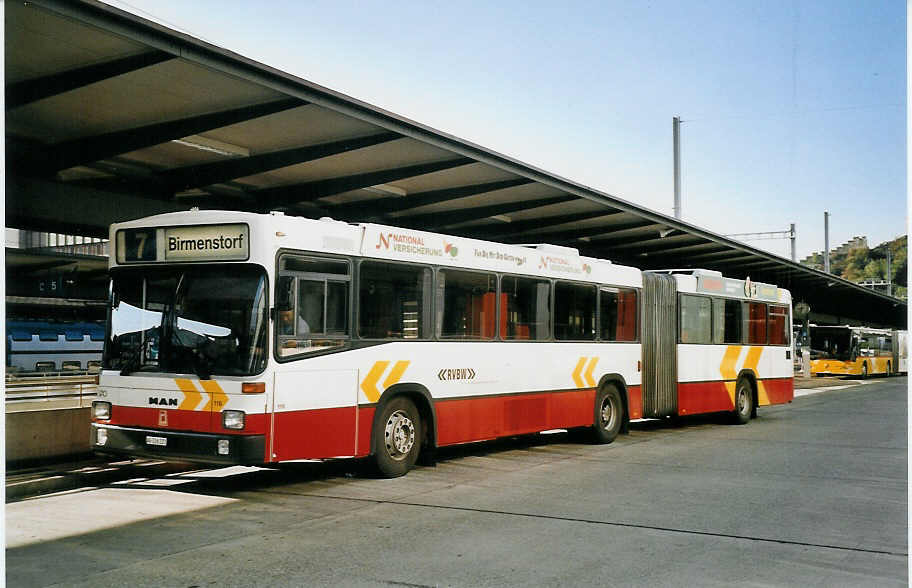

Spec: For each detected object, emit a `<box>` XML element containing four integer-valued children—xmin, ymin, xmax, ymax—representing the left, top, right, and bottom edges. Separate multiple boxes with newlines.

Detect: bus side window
<box><xmin>712</xmin><ymin>298</ymin><xmax>745</xmax><ymax>344</ymax></box>
<box><xmin>554</xmin><ymin>282</ymin><xmax>596</xmax><ymax>341</ymax></box>
<box><xmin>276</xmin><ymin>255</ymin><xmax>351</xmax><ymax>357</ymax></box>
<box><xmin>768</xmin><ymin>305</ymin><xmax>789</xmax><ymax>345</ymax></box>
<box><xmin>501</xmin><ymin>276</ymin><xmax>551</xmax><ymax>341</ymax></box>
<box><xmin>679</xmin><ymin>295</ymin><xmax>711</xmax><ymax>344</ymax></box>
<box><xmin>359</xmin><ymin>261</ymin><xmax>430</xmax><ymax>340</ymax></box>
<box><xmin>276</xmin><ymin>276</ymin><xmax>295</xmax><ymax>336</ymax></box>
<box><xmin>600</xmin><ymin>287</ymin><xmax>638</xmax><ymax>342</ymax></box>
<box><xmin>746</xmin><ymin>302</ymin><xmax>768</xmax><ymax>345</ymax></box>
<box><xmin>438</xmin><ymin>270</ymin><xmax>497</xmax><ymax>340</ymax></box>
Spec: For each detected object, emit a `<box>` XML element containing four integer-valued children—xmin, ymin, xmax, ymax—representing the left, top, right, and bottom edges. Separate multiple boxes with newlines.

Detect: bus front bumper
<box><xmin>92</xmin><ymin>423</ymin><xmax>266</xmax><ymax>465</ymax></box>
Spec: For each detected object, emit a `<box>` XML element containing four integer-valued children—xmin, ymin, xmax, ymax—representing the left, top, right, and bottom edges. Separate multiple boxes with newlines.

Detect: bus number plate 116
<box><xmin>145</xmin><ymin>436</ymin><xmax>167</xmax><ymax>447</ymax></box>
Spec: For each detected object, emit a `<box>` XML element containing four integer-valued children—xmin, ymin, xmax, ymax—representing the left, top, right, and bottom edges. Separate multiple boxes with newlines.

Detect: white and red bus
<box><xmin>92</xmin><ymin>210</ymin><xmax>793</xmax><ymax>476</ymax></box>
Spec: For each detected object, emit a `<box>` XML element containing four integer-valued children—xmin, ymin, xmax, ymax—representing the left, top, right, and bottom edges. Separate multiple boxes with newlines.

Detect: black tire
<box><xmin>732</xmin><ymin>379</ymin><xmax>752</xmax><ymax>425</ymax></box>
<box><xmin>373</xmin><ymin>396</ymin><xmax>421</xmax><ymax>478</ymax></box>
<box><xmin>591</xmin><ymin>384</ymin><xmax>624</xmax><ymax>443</ymax></box>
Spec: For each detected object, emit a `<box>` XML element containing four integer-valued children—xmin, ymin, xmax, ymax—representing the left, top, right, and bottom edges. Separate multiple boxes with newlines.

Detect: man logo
<box><xmin>149</xmin><ymin>397</ymin><xmax>178</xmax><ymax>406</ymax></box>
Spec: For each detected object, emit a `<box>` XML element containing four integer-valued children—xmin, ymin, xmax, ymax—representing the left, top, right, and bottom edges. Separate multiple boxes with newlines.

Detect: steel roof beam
<box><xmin>500</xmin><ymin>218</ymin><xmax>649</xmax><ymax>244</ymax></box>
<box><xmin>399</xmin><ymin>195</ymin><xmax>577</xmax><ymax>230</ymax></box>
<box><xmin>35</xmin><ymin>98</ymin><xmax>305</xmax><ymax>175</ymax></box>
<box><xmin>460</xmin><ymin>210</ymin><xmax>624</xmax><ymax>241</ymax></box>
<box><xmin>607</xmin><ymin>233</ymin><xmax>707</xmax><ymax>253</ymax></box>
<box><xmin>328</xmin><ymin>178</ymin><xmax>535</xmax><ymax>220</ymax></box>
<box><xmin>110</xmin><ymin>131</ymin><xmax>403</xmax><ymax>194</ymax></box>
<box><xmin>679</xmin><ymin>249</ymin><xmax>758</xmax><ymax>263</ymax></box>
<box><xmin>255</xmin><ymin>157</ymin><xmax>475</xmax><ymax>209</ymax></box>
<box><xmin>6</xmin><ymin>50</ymin><xmax>175</xmax><ymax>110</ymax></box>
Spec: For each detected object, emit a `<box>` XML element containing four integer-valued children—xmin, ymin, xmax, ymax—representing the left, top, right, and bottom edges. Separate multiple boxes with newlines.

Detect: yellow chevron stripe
<box><xmin>720</xmin><ymin>345</ymin><xmax>742</xmax><ymax>407</ymax></box>
<box><xmin>383</xmin><ymin>360</ymin><xmax>410</xmax><ymax>389</ymax></box>
<box><xmin>175</xmin><ymin>378</ymin><xmax>203</xmax><ymax>411</ymax></box>
<box><xmin>200</xmin><ymin>379</ymin><xmax>228</xmax><ymax>411</ymax></box>
<box><xmin>360</xmin><ymin>361</ymin><xmax>390</xmax><ymax>403</ymax></box>
<box><xmin>571</xmin><ymin>357</ymin><xmax>587</xmax><ymax>388</ymax></box>
<box><xmin>584</xmin><ymin>357</ymin><xmax>598</xmax><ymax>387</ymax></box>
<box><xmin>742</xmin><ymin>346</ymin><xmax>770</xmax><ymax>406</ymax></box>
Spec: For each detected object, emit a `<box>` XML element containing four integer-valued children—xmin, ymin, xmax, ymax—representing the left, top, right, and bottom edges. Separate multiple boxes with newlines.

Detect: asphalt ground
<box><xmin>6</xmin><ymin>375</ymin><xmax>907</xmax><ymax>586</ymax></box>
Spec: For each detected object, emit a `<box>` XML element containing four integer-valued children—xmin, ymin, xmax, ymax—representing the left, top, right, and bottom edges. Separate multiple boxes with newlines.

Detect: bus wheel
<box><xmin>861</xmin><ymin>362</ymin><xmax>868</xmax><ymax>379</ymax></box>
<box><xmin>374</xmin><ymin>397</ymin><xmax>421</xmax><ymax>478</ymax></box>
<box><xmin>732</xmin><ymin>379</ymin><xmax>752</xmax><ymax>425</ymax></box>
<box><xmin>591</xmin><ymin>384</ymin><xmax>623</xmax><ymax>444</ymax></box>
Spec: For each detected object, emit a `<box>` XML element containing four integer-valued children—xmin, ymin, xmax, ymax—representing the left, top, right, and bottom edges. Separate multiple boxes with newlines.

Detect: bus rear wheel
<box><xmin>591</xmin><ymin>384</ymin><xmax>623</xmax><ymax>444</ymax></box>
<box><xmin>732</xmin><ymin>379</ymin><xmax>752</xmax><ymax>425</ymax></box>
<box><xmin>373</xmin><ymin>397</ymin><xmax>421</xmax><ymax>478</ymax></box>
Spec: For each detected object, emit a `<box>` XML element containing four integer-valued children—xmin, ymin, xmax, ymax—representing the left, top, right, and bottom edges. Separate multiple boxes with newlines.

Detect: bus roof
<box><xmin>110</xmin><ymin>210</ymin><xmax>792</xmax><ymax>298</ymax></box>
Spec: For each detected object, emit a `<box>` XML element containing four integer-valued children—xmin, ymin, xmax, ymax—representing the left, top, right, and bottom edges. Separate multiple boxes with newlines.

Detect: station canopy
<box><xmin>5</xmin><ymin>0</ymin><xmax>906</xmax><ymax>328</ymax></box>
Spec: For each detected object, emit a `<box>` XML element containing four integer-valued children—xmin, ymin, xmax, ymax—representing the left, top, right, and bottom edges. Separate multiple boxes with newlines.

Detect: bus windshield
<box><xmin>809</xmin><ymin>327</ymin><xmax>852</xmax><ymax>361</ymax></box>
<box><xmin>104</xmin><ymin>264</ymin><xmax>268</xmax><ymax>377</ymax></box>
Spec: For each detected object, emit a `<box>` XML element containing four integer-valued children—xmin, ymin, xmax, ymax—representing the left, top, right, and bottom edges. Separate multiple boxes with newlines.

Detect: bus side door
<box><xmin>271</xmin><ymin>369</ymin><xmax>358</xmax><ymax>461</ymax></box>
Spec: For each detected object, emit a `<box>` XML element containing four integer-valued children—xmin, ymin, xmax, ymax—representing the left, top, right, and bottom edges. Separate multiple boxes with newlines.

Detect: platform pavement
<box><xmin>2</xmin><ymin>374</ymin><xmax>883</xmax><ymax>502</ymax></box>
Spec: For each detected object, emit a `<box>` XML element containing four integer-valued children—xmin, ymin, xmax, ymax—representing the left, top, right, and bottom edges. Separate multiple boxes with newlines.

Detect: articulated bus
<box><xmin>809</xmin><ymin>325</ymin><xmax>906</xmax><ymax>377</ymax></box>
<box><xmin>92</xmin><ymin>210</ymin><xmax>793</xmax><ymax>477</ymax></box>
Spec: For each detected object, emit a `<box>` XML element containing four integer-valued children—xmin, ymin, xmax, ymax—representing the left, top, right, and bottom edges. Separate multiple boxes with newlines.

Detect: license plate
<box><xmin>146</xmin><ymin>435</ymin><xmax>167</xmax><ymax>447</ymax></box>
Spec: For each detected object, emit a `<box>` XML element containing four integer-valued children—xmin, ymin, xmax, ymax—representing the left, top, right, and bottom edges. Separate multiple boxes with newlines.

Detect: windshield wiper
<box><xmin>119</xmin><ymin>347</ymin><xmax>141</xmax><ymax>376</ymax></box>
<box><xmin>170</xmin><ymin>327</ymin><xmax>214</xmax><ymax>380</ymax></box>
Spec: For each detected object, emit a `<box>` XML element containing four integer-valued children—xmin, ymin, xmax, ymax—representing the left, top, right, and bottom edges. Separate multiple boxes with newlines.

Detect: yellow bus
<box><xmin>809</xmin><ymin>326</ymin><xmax>896</xmax><ymax>377</ymax></box>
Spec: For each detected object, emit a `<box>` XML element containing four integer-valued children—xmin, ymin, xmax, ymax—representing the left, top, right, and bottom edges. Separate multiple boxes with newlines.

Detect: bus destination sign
<box><xmin>116</xmin><ymin>224</ymin><xmax>249</xmax><ymax>263</ymax></box>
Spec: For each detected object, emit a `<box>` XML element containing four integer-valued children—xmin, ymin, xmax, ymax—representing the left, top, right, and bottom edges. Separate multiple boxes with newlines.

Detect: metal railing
<box><xmin>6</xmin><ymin>372</ymin><xmax>98</xmax><ymax>411</ymax></box>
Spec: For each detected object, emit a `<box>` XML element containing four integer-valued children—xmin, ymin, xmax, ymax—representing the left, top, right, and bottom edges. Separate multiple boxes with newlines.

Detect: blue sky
<box><xmin>107</xmin><ymin>0</ymin><xmax>906</xmax><ymax>259</ymax></box>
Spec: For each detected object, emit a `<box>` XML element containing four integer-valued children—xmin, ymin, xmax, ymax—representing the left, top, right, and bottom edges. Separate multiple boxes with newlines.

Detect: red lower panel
<box><xmin>102</xmin><ymin>406</ymin><xmax>266</xmax><ymax>435</ymax></box>
<box><xmin>435</xmin><ymin>389</ymin><xmax>595</xmax><ymax>446</ymax></box>
<box><xmin>763</xmin><ymin>378</ymin><xmax>794</xmax><ymax>405</ymax></box>
<box><xmin>677</xmin><ymin>381</ymin><xmax>733</xmax><ymax>416</ymax></box>
<box><xmin>626</xmin><ymin>385</ymin><xmax>643</xmax><ymax>419</ymax></box>
<box><xmin>677</xmin><ymin>378</ymin><xmax>795</xmax><ymax>416</ymax></box>
<box><xmin>356</xmin><ymin>406</ymin><xmax>376</xmax><ymax>457</ymax></box>
<box><xmin>271</xmin><ymin>406</ymin><xmax>356</xmax><ymax>461</ymax></box>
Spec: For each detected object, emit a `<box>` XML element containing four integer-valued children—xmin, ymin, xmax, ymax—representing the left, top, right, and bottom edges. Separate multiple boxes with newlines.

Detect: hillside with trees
<box><xmin>802</xmin><ymin>235</ymin><xmax>907</xmax><ymax>299</ymax></box>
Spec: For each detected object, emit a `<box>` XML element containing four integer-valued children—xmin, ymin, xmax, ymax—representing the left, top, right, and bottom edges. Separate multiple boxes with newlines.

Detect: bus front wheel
<box><xmin>732</xmin><ymin>379</ymin><xmax>752</xmax><ymax>425</ymax></box>
<box><xmin>373</xmin><ymin>397</ymin><xmax>421</xmax><ymax>478</ymax></box>
<box><xmin>591</xmin><ymin>384</ymin><xmax>623</xmax><ymax>444</ymax></box>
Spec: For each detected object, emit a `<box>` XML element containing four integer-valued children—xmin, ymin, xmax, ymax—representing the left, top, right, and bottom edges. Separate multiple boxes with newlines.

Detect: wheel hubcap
<box><xmin>738</xmin><ymin>387</ymin><xmax>749</xmax><ymax>415</ymax></box>
<box><xmin>600</xmin><ymin>397</ymin><xmax>616</xmax><ymax>430</ymax></box>
<box><xmin>384</xmin><ymin>410</ymin><xmax>415</xmax><ymax>460</ymax></box>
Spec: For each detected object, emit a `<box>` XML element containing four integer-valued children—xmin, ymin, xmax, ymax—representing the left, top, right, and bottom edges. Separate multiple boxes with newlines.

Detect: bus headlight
<box><xmin>93</xmin><ymin>401</ymin><xmax>112</xmax><ymax>420</ymax></box>
<box><xmin>222</xmin><ymin>410</ymin><xmax>245</xmax><ymax>430</ymax></box>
